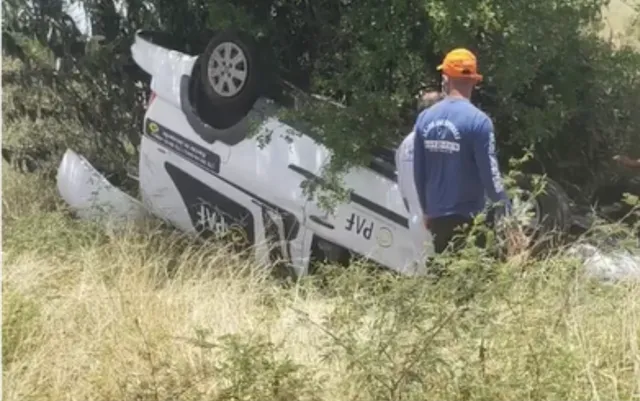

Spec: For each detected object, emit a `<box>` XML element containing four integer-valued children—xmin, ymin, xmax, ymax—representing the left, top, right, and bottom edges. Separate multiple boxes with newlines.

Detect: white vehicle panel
<box><xmin>144</xmin><ymin>95</ymin><xmax>430</xmax><ymax>274</ymax></box>
<box><xmin>56</xmin><ymin>149</ymin><xmax>150</xmax><ymax>225</ymax></box>
<box><xmin>214</xmin><ymin>117</ymin><xmax>319</xmax><ymax>213</ymax></box>
<box><xmin>147</xmin><ymin>96</ymin><xmax>232</xmax><ymax>163</ymax></box>
<box><xmin>131</xmin><ymin>33</ymin><xmax>197</xmax><ymax>109</ymax></box>
<box><xmin>139</xmin><ymin>135</ymin><xmax>273</xmax><ymax>266</ymax></box>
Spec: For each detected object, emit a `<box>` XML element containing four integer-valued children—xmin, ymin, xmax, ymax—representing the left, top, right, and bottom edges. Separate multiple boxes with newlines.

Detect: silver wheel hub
<box><xmin>207</xmin><ymin>42</ymin><xmax>248</xmax><ymax>98</ymax></box>
<box><xmin>511</xmin><ymin>188</ymin><xmax>542</xmax><ymax>231</ymax></box>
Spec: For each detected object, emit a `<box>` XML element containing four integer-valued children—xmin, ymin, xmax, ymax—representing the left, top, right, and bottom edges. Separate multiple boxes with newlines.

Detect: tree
<box><xmin>3</xmin><ymin>0</ymin><xmax>640</xmax><ymax>204</ymax></box>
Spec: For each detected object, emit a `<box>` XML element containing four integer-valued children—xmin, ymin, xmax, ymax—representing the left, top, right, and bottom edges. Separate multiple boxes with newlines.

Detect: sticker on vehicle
<box><xmin>145</xmin><ymin>119</ymin><xmax>221</xmax><ymax>175</ymax></box>
<box><xmin>164</xmin><ymin>162</ymin><xmax>255</xmax><ymax>247</ymax></box>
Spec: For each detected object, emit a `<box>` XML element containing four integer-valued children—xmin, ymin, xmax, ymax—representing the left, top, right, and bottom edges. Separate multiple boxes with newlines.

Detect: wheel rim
<box><xmin>512</xmin><ymin>188</ymin><xmax>542</xmax><ymax>232</ymax></box>
<box><xmin>207</xmin><ymin>42</ymin><xmax>248</xmax><ymax>98</ymax></box>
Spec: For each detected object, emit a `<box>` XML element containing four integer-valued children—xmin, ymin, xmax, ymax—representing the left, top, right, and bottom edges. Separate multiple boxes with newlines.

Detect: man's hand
<box><xmin>423</xmin><ymin>215</ymin><xmax>430</xmax><ymax>230</ymax></box>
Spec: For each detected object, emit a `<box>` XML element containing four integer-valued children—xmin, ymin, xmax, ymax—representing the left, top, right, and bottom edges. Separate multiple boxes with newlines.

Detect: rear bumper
<box><xmin>56</xmin><ymin>149</ymin><xmax>149</xmax><ymax>224</ymax></box>
<box><xmin>131</xmin><ymin>30</ymin><xmax>197</xmax><ymax>108</ymax></box>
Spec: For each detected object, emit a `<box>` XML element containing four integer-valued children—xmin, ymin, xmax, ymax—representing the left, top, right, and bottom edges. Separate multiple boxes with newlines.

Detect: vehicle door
<box><xmin>139</xmin><ymin>131</ymin><xmax>271</xmax><ymax>266</ymax></box>
<box><xmin>293</xmin><ymin>153</ymin><xmax>423</xmax><ymax>275</ymax></box>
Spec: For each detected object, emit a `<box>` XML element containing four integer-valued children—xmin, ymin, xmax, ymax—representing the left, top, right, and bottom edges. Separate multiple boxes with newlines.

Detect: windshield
<box><xmin>272</xmin><ymin>80</ymin><xmax>399</xmax><ymax>165</ymax></box>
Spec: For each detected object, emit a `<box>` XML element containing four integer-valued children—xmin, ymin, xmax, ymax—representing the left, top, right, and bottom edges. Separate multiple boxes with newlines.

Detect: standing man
<box><xmin>413</xmin><ymin>48</ymin><xmax>511</xmax><ymax>255</ymax></box>
<box><xmin>395</xmin><ymin>90</ymin><xmax>444</xmax><ymax>267</ymax></box>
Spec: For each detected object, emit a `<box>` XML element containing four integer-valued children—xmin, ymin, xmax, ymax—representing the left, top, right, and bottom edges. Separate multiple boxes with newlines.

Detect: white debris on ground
<box><xmin>568</xmin><ymin>243</ymin><xmax>640</xmax><ymax>282</ymax></box>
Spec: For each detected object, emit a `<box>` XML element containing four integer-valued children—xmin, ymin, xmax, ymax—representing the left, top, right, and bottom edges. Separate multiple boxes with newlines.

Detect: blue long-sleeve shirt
<box><xmin>412</xmin><ymin>97</ymin><xmax>510</xmax><ymax>219</ymax></box>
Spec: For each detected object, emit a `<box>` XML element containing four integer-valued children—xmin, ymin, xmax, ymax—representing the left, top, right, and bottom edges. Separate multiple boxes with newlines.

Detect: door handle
<box><xmin>309</xmin><ymin>215</ymin><xmax>335</xmax><ymax>230</ymax></box>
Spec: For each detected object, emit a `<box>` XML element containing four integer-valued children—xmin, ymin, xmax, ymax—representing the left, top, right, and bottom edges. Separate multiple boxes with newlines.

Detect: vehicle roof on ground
<box><xmin>134</xmin><ymin>30</ymin><xmax>401</xmax><ymax>172</ymax></box>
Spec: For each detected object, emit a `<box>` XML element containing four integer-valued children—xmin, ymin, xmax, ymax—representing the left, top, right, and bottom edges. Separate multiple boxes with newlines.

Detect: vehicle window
<box><xmin>267</xmin><ymin>82</ymin><xmax>400</xmax><ymax>181</ymax></box>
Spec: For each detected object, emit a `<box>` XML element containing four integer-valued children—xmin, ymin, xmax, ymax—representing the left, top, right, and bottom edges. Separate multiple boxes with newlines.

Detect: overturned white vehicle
<box><xmin>56</xmin><ymin>29</ymin><xmax>574</xmax><ymax>277</ymax></box>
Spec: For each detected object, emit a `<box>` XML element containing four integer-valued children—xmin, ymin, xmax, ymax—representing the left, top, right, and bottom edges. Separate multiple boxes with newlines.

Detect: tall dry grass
<box><xmin>3</xmin><ymin>164</ymin><xmax>640</xmax><ymax>401</ymax></box>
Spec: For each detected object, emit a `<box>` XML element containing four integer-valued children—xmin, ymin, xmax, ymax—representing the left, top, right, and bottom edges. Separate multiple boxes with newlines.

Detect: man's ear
<box><xmin>441</xmin><ymin>75</ymin><xmax>449</xmax><ymax>93</ymax></box>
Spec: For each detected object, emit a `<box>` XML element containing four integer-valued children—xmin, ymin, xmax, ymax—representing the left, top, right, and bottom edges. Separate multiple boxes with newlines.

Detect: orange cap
<box><xmin>437</xmin><ymin>48</ymin><xmax>483</xmax><ymax>82</ymax></box>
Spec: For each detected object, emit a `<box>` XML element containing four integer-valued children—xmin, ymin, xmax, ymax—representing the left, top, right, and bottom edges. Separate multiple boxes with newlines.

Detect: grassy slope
<box><xmin>3</xmin><ymin>163</ymin><xmax>640</xmax><ymax>400</ymax></box>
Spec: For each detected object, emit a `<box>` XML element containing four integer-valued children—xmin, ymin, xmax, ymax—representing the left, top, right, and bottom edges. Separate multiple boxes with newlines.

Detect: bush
<box><xmin>2</xmin><ymin>35</ymin><xmax>143</xmax><ymax>182</ymax></box>
<box><xmin>232</xmin><ymin>0</ymin><xmax>640</xmax><ymax>200</ymax></box>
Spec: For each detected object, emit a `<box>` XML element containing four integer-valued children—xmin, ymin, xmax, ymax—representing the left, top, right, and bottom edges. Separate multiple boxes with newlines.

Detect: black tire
<box><xmin>512</xmin><ymin>174</ymin><xmax>573</xmax><ymax>250</ymax></box>
<box><xmin>198</xmin><ymin>28</ymin><xmax>264</xmax><ymax>125</ymax></box>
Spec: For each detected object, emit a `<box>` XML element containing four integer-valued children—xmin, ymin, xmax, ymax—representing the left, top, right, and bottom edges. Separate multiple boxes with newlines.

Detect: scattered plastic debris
<box><xmin>569</xmin><ymin>243</ymin><xmax>640</xmax><ymax>282</ymax></box>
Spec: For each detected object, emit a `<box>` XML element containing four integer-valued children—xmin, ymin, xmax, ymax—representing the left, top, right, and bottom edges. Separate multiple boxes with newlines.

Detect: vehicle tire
<box><xmin>198</xmin><ymin>28</ymin><xmax>264</xmax><ymax>125</ymax></box>
<box><xmin>510</xmin><ymin>174</ymin><xmax>573</xmax><ymax>251</ymax></box>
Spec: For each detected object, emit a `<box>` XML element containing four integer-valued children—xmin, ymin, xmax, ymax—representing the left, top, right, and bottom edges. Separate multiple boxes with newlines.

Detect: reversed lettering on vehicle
<box><xmin>194</xmin><ymin>202</ymin><xmax>249</xmax><ymax>244</ymax></box>
<box><xmin>195</xmin><ymin>201</ymin><xmax>230</xmax><ymax>237</ymax></box>
<box><xmin>145</xmin><ymin>118</ymin><xmax>221</xmax><ymax>175</ymax></box>
<box><xmin>345</xmin><ymin>212</ymin><xmax>374</xmax><ymax>240</ymax></box>
<box><xmin>164</xmin><ymin>163</ymin><xmax>255</xmax><ymax>248</ymax></box>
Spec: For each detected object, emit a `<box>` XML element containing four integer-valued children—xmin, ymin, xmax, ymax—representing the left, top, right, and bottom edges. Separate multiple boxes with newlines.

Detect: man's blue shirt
<box><xmin>412</xmin><ymin>97</ymin><xmax>510</xmax><ymax>219</ymax></box>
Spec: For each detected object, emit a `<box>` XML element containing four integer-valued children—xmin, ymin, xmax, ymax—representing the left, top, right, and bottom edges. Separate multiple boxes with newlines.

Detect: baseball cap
<box><xmin>437</xmin><ymin>48</ymin><xmax>483</xmax><ymax>82</ymax></box>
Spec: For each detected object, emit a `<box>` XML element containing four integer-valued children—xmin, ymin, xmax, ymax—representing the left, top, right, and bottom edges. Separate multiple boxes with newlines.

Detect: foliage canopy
<box><xmin>3</xmin><ymin>0</ymin><xmax>640</xmax><ymax>202</ymax></box>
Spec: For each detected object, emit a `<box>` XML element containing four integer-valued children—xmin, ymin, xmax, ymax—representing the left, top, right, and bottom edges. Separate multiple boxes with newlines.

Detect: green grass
<box><xmin>3</xmin><ymin>160</ymin><xmax>640</xmax><ymax>401</ymax></box>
